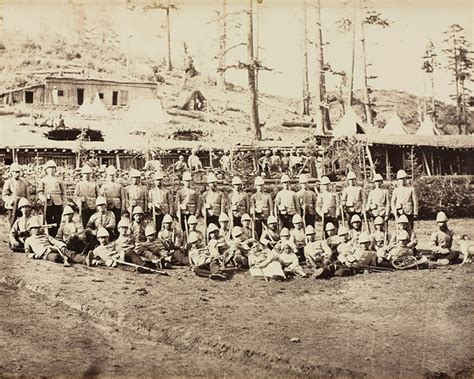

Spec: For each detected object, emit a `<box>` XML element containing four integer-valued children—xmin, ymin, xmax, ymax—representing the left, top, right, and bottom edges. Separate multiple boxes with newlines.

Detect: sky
<box><xmin>2</xmin><ymin>0</ymin><xmax>472</xmax><ymax>103</ymax></box>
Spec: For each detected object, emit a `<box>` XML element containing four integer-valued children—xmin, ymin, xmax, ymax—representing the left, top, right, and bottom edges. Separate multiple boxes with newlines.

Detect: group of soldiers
<box><xmin>2</xmin><ymin>159</ymin><xmax>466</xmax><ymax>280</ymax></box>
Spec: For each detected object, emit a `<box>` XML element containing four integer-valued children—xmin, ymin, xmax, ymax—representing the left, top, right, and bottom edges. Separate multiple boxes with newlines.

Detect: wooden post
<box><xmin>401</xmin><ymin>149</ymin><xmax>405</xmax><ymax>172</ymax></box>
<box><xmin>365</xmin><ymin>145</ymin><xmax>375</xmax><ymax>177</ymax></box>
<box><xmin>116</xmin><ymin>153</ymin><xmax>121</xmax><ymax>170</ymax></box>
<box><xmin>209</xmin><ymin>148</ymin><xmax>213</xmax><ymax>169</ymax></box>
<box><xmin>385</xmin><ymin>148</ymin><xmax>390</xmax><ymax>180</ymax></box>
<box><xmin>422</xmin><ymin>152</ymin><xmax>431</xmax><ymax>176</ymax></box>
<box><xmin>457</xmin><ymin>154</ymin><xmax>461</xmax><ymax>174</ymax></box>
<box><xmin>361</xmin><ymin>143</ymin><xmax>367</xmax><ymax>181</ymax></box>
<box><xmin>438</xmin><ymin>156</ymin><xmax>442</xmax><ymax>175</ymax></box>
<box><xmin>12</xmin><ymin>147</ymin><xmax>16</xmax><ymax>163</ymax></box>
<box><xmin>410</xmin><ymin>146</ymin><xmax>414</xmax><ymax>178</ymax></box>
<box><xmin>76</xmin><ymin>152</ymin><xmax>80</xmax><ymax>169</ymax></box>
<box><xmin>430</xmin><ymin>152</ymin><xmax>434</xmax><ymax>175</ymax></box>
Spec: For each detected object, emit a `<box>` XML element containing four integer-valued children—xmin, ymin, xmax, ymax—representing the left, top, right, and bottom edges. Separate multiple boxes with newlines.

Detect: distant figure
<box><xmin>174</xmin><ymin>155</ymin><xmax>188</xmax><ymax>172</ymax></box>
<box><xmin>51</xmin><ymin>86</ymin><xmax>59</xmax><ymax>105</ymax></box>
<box><xmin>188</xmin><ymin>149</ymin><xmax>202</xmax><ymax>172</ymax></box>
<box><xmin>220</xmin><ymin>151</ymin><xmax>231</xmax><ymax>172</ymax></box>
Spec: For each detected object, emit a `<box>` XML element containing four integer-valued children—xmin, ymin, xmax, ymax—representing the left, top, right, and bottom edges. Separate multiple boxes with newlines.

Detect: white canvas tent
<box><xmin>332</xmin><ymin>106</ymin><xmax>366</xmax><ymax>136</ymax></box>
<box><xmin>416</xmin><ymin>116</ymin><xmax>442</xmax><ymax>136</ymax></box>
<box><xmin>381</xmin><ymin>112</ymin><xmax>409</xmax><ymax>135</ymax></box>
<box><xmin>123</xmin><ymin>99</ymin><xmax>169</xmax><ymax>124</ymax></box>
<box><xmin>78</xmin><ymin>92</ymin><xmax>110</xmax><ymax>117</ymax></box>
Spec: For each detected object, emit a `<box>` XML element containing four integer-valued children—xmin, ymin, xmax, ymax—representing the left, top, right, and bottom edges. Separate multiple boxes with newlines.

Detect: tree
<box><xmin>443</xmin><ymin>24</ymin><xmax>472</xmax><ymax>134</ymax></box>
<box><xmin>421</xmin><ymin>40</ymin><xmax>440</xmax><ymax>124</ymax></box>
<box><xmin>218</xmin><ymin>0</ymin><xmax>227</xmax><ymax>89</ymax></box>
<box><xmin>302</xmin><ymin>0</ymin><xmax>310</xmax><ymax>116</ymax></box>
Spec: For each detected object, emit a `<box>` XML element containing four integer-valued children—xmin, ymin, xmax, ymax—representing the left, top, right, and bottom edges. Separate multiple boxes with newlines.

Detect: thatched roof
<box><xmin>354</xmin><ymin>134</ymin><xmax>474</xmax><ymax>150</ymax></box>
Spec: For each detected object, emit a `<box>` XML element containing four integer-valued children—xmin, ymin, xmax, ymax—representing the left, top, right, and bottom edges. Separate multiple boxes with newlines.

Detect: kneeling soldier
<box><xmin>56</xmin><ymin>205</ymin><xmax>87</xmax><ymax>253</ymax></box>
<box><xmin>429</xmin><ymin>211</ymin><xmax>459</xmax><ymax>265</ymax></box>
<box><xmin>304</xmin><ymin>225</ymin><xmax>333</xmax><ymax>268</ymax></box>
<box><xmin>9</xmin><ymin>197</ymin><xmax>34</xmax><ymax>252</ymax></box>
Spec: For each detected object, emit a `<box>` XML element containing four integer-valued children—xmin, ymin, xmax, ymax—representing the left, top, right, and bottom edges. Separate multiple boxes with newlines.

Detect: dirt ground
<box><xmin>1</xmin><ymin>217</ymin><xmax>473</xmax><ymax>379</ymax></box>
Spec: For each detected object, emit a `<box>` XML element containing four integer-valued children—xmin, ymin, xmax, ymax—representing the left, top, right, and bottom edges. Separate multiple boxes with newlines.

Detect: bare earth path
<box><xmin>1</xmin><ymin>217</ymin><xmax>473</xmax><ymax>378</ymax></box>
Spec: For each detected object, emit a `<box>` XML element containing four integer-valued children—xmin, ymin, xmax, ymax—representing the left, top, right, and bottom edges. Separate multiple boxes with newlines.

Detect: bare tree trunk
<box><xmin>166</xmin><ymin>1</ymin><xmax>173</xmax><ymax>71</ymax></box>
<box><xmin>461</xmin><ymin>79</ymin><xmax>467</xmax><ymax>134</ymax></box>
<box><xmin>302</xmin><ymin>0</ymin><xmax>310</xmax><ymax>116</ymax></box>
<box><xmin>218</xmin><ymin>0</ymin><xmax>227</xmax><ymax>90</ymax></box>
<box><xmin>359</xmin><ymin>0</ymin><xmax>373</xmax><ymax>127</ymax></box>
<box><xmin>248</xmin><ymin>0</ymin><xmax>262</xmax><ymax>140</ymax></box>
<box><xmin>314</xmin><ymin>0</ymin><xmax>329</xmax><ymax>131</ymax></box>
<box><xmin>453</xmin><ymin>39</ymin><xmax>461</xmax><ymax>134</ymax></box>
<box><xmin>255</xmin><ymin>0</ymin><xmax>260</xmax><ymax>91</ymax></box>
<box><xmin>430</xmin><ymin>72</ymin><xmax>436</xmax><ymax>125</ymax></box>
<box><xmin>347</xmin><ymin>0</ymin><xmax>356</xmax><ymax>108</ymax></box>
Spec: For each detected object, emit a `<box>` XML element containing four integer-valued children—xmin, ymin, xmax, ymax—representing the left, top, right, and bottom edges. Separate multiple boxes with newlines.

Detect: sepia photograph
<box><xmin>0</xmin><ymin>0</ymin><xmax>472</xmax><ymax>377</ymax></box>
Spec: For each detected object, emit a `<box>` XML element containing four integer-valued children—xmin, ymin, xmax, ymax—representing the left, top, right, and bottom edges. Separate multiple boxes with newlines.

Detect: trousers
<box><xmin>194</xmin><ymin>259</ymin><xmax>221</xmax><ymax>278</ymax></box>
<box><xmin>45</xmin><ymin>205</ymin><xmax>62</xmax><ymax>237</ymax></box>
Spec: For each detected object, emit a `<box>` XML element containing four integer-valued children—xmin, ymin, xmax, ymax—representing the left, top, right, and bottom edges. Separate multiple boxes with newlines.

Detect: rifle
<box><xmin>339</xmin><ymin>194</ymin><xmax>346</xmax><ymax>228</ymax></box>
<box><xmin>251</xmin><ymin>207</ymin><xmax>256</xmax><ymax>239</ymax></box>
<box><xmin>302</xmin><ymin>198</ymin><xmax>307</xmax><ymax>230</ymax></box>
<box><xmin>356</xmin><ymin>265</ymin><xmax>393</xmax><ymax>273</ymax></box>
<box><xmin>362</xmin><ymin>193</ymin><xmax>371</xmax><ymax>233</ymax></box>
<box><xmin>9</xmin><ymin>196</ymin><xmax>20</xmax><ymax>227</ymax></box>
<box><xmin>113</xmin><ymin>258</ymin><xmax>169</xmax><ymax>276</ymax></box>
<box><xmin>204</xmin><ymin>209</ymin><xmax>208</xmax><ymax>244</ymax></box>
<box><xmin>152</xmin><ymin>200</ymin><xmax>157</xmax><ymax>231</ymax></box>
<box><xmin>383</xmin><ymin>219</ymin><xmax>389</xmax><ymax>247</ymax></box>
<box><xmin>321</xmin><ymin>212</ymin><xmax>325</xmax><ymax>239</ymax></box>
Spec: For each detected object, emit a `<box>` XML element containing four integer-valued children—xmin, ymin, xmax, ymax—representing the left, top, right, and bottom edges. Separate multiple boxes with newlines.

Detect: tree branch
<box><xmin>224</xmin><ymin>42</ymin><xmax>246</xmax><ymax>55</ymax></box>
<box><xmin>206</xmin><ymin>10</ymin><xmax>246</xmax><ymax>24</ymax></box>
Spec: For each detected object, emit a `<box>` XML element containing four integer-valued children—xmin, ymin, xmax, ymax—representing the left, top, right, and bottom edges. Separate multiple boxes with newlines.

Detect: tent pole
<box><xmin>422</xmin><ymin>152</ymin><xmax>431</xmax><ymax>176</ymax></box>
<box><xmin>385</xmin><ymin>148</ymin><xmax>390</xmax><ymax>180</ymax></box>
<box><xmin>430</xmin><ymin>152</ymin><xmax>434</xmax><ymax>175</ymax></box>
<box><xmin>457</xmin><ymin>154</ymin><xmax>461</xmax><ymax>174</ymax></box>
<box><xmin>116</xmin><ymin>153</ymin><xmax>121</xmax><ymax>170</ymax></box>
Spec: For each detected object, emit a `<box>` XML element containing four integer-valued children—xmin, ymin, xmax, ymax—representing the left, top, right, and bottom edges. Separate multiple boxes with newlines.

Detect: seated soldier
<box><xmin>240</xmin><ymin>213</ymin><xmax>253</xmax><ymax>240</ymax></box>
<box><xmin>188</xmin><ymin>231</ymin><xmax>228</xmax><ymax>280</ymax></box>
<box><xmin>136</xmin><ymin>224</ymin><xmax>171</xmax><ymax>268</ymax></box>
<box><xmin>90</xmin><ymin>227</ymin><xmax>151</xmax><ymax>270</ymax></box>
<box><xmin>304</xmin><ymin>225</ymin><xmax>333</xmax><ymax>268</ymax></box>
<box><xmin>429</xmin><ymin>211</ymin><xmax>459</xmax><ymax>265</ymax></box>
<box><xmin>277</xmin><ymin>241</ymin><xmax>307</xmax><ymax>278</ymax></box>
<box><xmin>130</xmin><ymin>206</ymin><xmax>147</xmax><ymax>243</ymax></box>
<box><xmin>348</xmin><ymin>214</ymin><xmax>363</xmax><ymax>243</ymax></box>
<box><xmin>260</xmin><ymin>215</ymin><xmax>280</xmax><ymax>250</ymax></box>
<box><xmin>56</xmin><ymin>205</ymin><xmax>87</xmax><ymax>253</ymax></box>
<box><xmin>9</xmin><ymin>197</ymin><xmax>34</xmax><ymax>252</ymax></box>
<box><xmin>218</xmin><ymin>213</ymin><xmax>231</xmax><ymax>241</ymax></box>
<box><xmin>389</xmin><ymin>215</ymin><xmax>418</xmax><ymax>252</ymax></box>
<box><xmin>24</xmin><ymin>217</ymin><xmax>90</xmax><ymax>266</ymax></box>
<box><xmin>158</xmin><ymin>214</ymin><xmax>183</xmax><ymax>250</ymax></box>
<box><xmin>336</xmin><ymin>226</ymin><xmax>353</xmax><ymax>258</ymax></box>
<box><xmin>371</xmin><ymin>216</ymin><xmax>389</xmax><ymax>253</ymax></box>
<box><xmin>225</xmin><ymin>226</ymin><xmax>252</xmax><ymax>268</ymax></box>
<box><xmin>289</xmin><ymin>214</ymin><xmax>306</xmax><ymax>262</ymax></box>
<box><xmin>87</xmin><ymin>196</ymin><xmax>117</xmax><ymax>242</ymax></box>
<box><xmin>249</xmin><ymin>243</ymin><xmax>286</xmax><ymax>280</ymax></box>
<box><xmin>324</xmin><ymin>222</ymin><xmax>340</xmax><ymax>257</ymax></box>
<box><xmin>274</xmin><ymin>227</ymin><xmax>298</xmax><ymax>255</ymax></box>
<box><xmin>206</xmin><ymin>223</ymin><xmax>220</xmax><ymax>255</ymax></box>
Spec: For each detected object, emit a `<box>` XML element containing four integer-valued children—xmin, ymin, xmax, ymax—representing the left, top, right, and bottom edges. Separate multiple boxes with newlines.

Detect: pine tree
<box><xmin>421</xmin><ymin>40</ymin><xmax>440</xmax><ymax>124</ymax></box>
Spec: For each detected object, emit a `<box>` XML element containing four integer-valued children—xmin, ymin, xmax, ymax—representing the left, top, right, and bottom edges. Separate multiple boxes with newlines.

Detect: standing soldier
<box><xmin>100</xmin><ymin>165</ymin><xmax>125</xmax><ymax>225</ymax></box>
<box><xmin>341</xmin><ymin>171</ymin><xmax>363</xmax><ymax>229</ymax></box>
<box><xmin>124</xmin><ymin>168</ymin><xmax>148</xmax><ymax>218</ymax></box>
<box><xmin>176</xmin><ymin>171</ymin><xmax>200</xmax><ymax>233</ymax></box>
<box><xmin>281</xmin><ymin>151</ymin><xmax>290</xmax><ymax>174</ymax></box>
<box><xmin>250</xmin><ymin>176</ymin><xmax>273</xmax><ymax>239</ymax></box>
<box><xmin>37</xmin><ymin>160</ymin><xmax>65</xmax><ymax>236</ymax></box>
<box><xmin>202</xmin><ymin>173</ymin><xmax>226</xmax><ymax>227</ymax></box>
<box><xmin>316</xmin><ymin>176</ymin><xmax>339</xmax><ymax>233</ymax></box>
<box><xmin>148</xmin><ymin>171</ymin><xmax>174</xmax><ymax>232</ymax></box>
<box><xmin>366</xmin><ymin>173</ymin><xmax>390</xmax><ymax>224</ymax></box>
<box><xmin>2</xmin><ymin>162</ymin><xmax>30</xmax><ymax>226</ymax></box>
<box><xmin>228</xmin><ymin>176</ymin><xmax>250</xmax><ymax>227</ymax></box>
<box><xmin>220</xmin><ymin>150</ymin><xmax>231</xmax><ymax>172</ymax></box>
<box><xmin>258</xmin><ymin>150</ymin><xmax>272</xmax><ymax>175</ymax></box>
<box><xmin>270</xmin><ymin>149</ymin><xmax>282</xmax><ymax>173</ymax></box>
<box><xmin>297</xmin><ymin>174</ymin><xmax>318</xmax><ymax>228</ymax></box>
<box><xmin>74</xmin><ymin>164</ymin><xmax>99</xmax><ymax>228</ymax></box>
<box><xmin>391</xmin><ymin>169</ymin><xmax>418</xmax><ymax>230</ymax></box>
<box><xmin>275</xmin><ymin>174</ymin><xmax>300</xmax><ymax>229</ymax></box>
<box><xmin>188</xmin><ymin>149</ymin><xmax>203</xmax><ymax>172</ymax></box>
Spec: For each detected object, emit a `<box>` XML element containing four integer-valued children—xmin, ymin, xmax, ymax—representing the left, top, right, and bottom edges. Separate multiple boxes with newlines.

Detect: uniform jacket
<box><xmin>250</xmin><ymin>191</ymin><xmax>273</xmax><ymax>219</ymax></box>
<box><xmin>86</xmin><ymin>211</ymin><xmax>116</xmax><ymax>231</ymax></box>
<box><xmin>391</xmin><ymin>186</ymin><xmax>418</xmax><ymax>216</ymax></box>
<box><xmin>430</xmin><ymin>228</ymin><xmax>454</xmax><ymax>251</ymax></box>
<box><xmin>260</xmin><ymin>228</ymin><xmax>280</xmax><ymax>249</ymax></box>
<box><xmin>9</xmin><ymin>215</ymin><xmax>33</xmax><ymax>246</ymax></box>
<box><xmin>149</xmin><ymin>187</ymin><xmax>174</xmax><ymax>215</ymax></box>
<box><xmin>2</xmin><ymin>178</ymin><xmax>30</xmax><ymax>210</ymax></box>
<box><xmin>25</xmin><ymin>234</ymin><xmax>66</xmax><ymax>259</ymax></box>
<box><xmin>390</xmin><ymin>229</ymin><xmax>418</xmax><ymax>248</ymax></box>
<box><xmin>304</xmin><ymin>239</ymin><xmax>332</xmax><ymax>260</ymax></box>
<box><xmin>38</xmin><ymin>175</ymin><xmax>65</xmax><ymax>206</ymax></box>
<box><xmin>131</xmin><ymin>220</ymin><xmax>147</xmax><ymax>243</ymax></box>
<box><xmin>366</xmin><ymin>188</ymin><xmax>390</xmax><ymax>217</ymax></box>
<box><xmin>297</xmin><ymin>188</ymin><xmax>318</xmax><ymax>216</ymax></box>
<box><xmin>124</xmin><ymin>184</ymin><xmax>148</xmax><ymax>212</ymax></box>
<box><xmin>158</xmin><ymin>227</ymin><xmax>183</xmax><ymax>249</ymax></box>
<box><xmin>341</xmin><ymin>185</ymin><xmax>363</xmax><ymax>213</ymax></box>
<box><xmin>74</xmin><ymin>180</ymin><xmax>99</xmax><ymax>210</ymax></box>
<box><xmin>100</xmin><ymin>181</ymin><xmax>125</xmax><ymax>210</ymax></box>
<box><xmin>316</xmin><ymin>191</ymin><xmax>339</xmax><ymax>218</ymax></box>
<box><xmin>202</xmin><ymin>189</ymin><xmax>226</xmax><ymax>217</ymax></box>
<box><xmin>290</xmin><ymin>228</ymin><xmax>306</xmax><ymax>249</ymax></box>
<box><xmin>275</xmin><ymin>189</ymin><xmax>300</xmax><ymax>216</ymax></box>
<box><xmin>56</xmin><ymin>220</ymin><xmax>85</xmax><ymax>242</ymax></box>
<box><xmin>176</xmin><ymin>187</ymin><xmax>200</xmax><ymax>215</ymax></box>
<box><xmin>228</xmin><ymin>190</ymin><xmax>250</xmax><ymax>217</ymax></box>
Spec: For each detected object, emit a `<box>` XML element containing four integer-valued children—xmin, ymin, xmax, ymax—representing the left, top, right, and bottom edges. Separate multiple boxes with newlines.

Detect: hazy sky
<box><xmin>2</xmin><ymin>0</ymin><xmax>472</xmax><ymax>103</ymax></box>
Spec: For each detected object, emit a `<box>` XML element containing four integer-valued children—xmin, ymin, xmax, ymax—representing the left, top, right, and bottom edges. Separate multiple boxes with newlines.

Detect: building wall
<box><xmin>44</xmin><ymin>79</ymin><xmax>157</xmax><ymax>106</ymax></box>
<box><xmin>1</xmin><ymin>86</ymin><xmax>45</xmax><ymax>105</ymax></box>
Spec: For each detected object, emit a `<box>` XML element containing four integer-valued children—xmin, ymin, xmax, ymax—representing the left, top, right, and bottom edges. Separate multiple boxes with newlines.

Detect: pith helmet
<box><xmin>280</xmin><ymin>174</ymin><xmax>290</xmax><ymax>183</ymax></box>
<box><xmin>96</xmin><ymin>227</ymin><xmax>109</xmax><ymax>238</ymax></box>
<box><xmin>145</xmin><ymin>225</ymin><xmax>156</xmax><ymax>236</ymax></box>
<box><xmin>188</xmin><ymin>231</ymin><xmax>200</xmax><ymax>244</ymax></box>
<box><xmin>218</xmin><ymin>213</ymin><xmax>229</xmax><ymax>222</ymax></box>
<box><xmin>95</xmin><ymin>196</ymin><xmax>107</xmax><ymax>206</ymax></box>
<box><xmin>280</xmin><ymin>227</ymin><xmax>290</xmax><ymax>237</ymax></box>
<box><xmin>436</xmin><ymin>211</ymin><xmax>448</xmax><ymax>223</ymax></box>
<box><xmin>62</xmin><ymin>205</ymin><xmax>74</xmax><ymax>215</ymax></box>
<box><xmin>132</xmin><ymin>206</ymin><xmax>144</xmax><ymax>215</ymax></box>
<box><xmin>254</xmin><ymin>176</ymin><xmax>264</xmax><ymax>186</ymax></box>
<box><xmin>397</xmin><ymin>215</ymin><xmax>409</xmax><ymax>224</ymax></box>
<box><xmin>373</xmin><ymin>173</ymin><xmax>383</xmax><ymax>182</ymax></box>
<box><xmin>232</xmin><ymin>176</ymin><xmax>242</xmax><ymax>185</ymax></box>
<box><xmin>292</xmin><ymin>214</ymin><xmax>303</xmax><ymax>224</ymax></box>
<box><xmin>207</xmin><ymin>223</ymin><xmax>219</xmax><ymax>234</ymax></box>
<box><xmin>351</xmin><ymin>214</ymin><xmax>362</xmax><ymax>223</ymax></box>
<box><xmin>320</xmin><ymin>176</ymin><xmax>330</xmax><ymax>185</ymax></box>
<box><xmin>18</xmin><ymin>198</ymin><xmax>31</xmax><ymax>209</ymax></box>
<box><xmin>28</xmin><ymin>217</ymin><xmax>43</xmax><ymax>230</ymax></box>
<box><xmin>207</xmin><ymin>173</ymin><xmax>217</xmax><ymax>183</ymax></box>
<box><xmin>117</xmin><ymin>219</ymin><xmax>131</xmax><ymax>229</ymax></box>
<box><xmin>187</xmin><ymin>215</ymin><xmax>197</xmax><ymax>225</ymax></box>
<box><xmin>359</xmin><ymin>232</ymin><xmax>371</xmax><ymax>244</ymax></box>
<box><xmin>232</xmin><ymin>226</ymin><xmax>243</xmax><ymax>238</ymax></box>
<box><xmin>10</xmin><ymin>163</ymin><xmax>21</xmax><ymax>172</ymax></box>
<box><xmin>163</xmin><ymin>214</ymin><xmax>173</xmax><ymax>223</ymax></box>
<box><xmin>338</xmin><ymin>226</ymin><xmax>349</xmax><ymax>236</ymax></box>
<box><xmin>305</xmin><ymin>225</ymin><xmax>315</xmax><ymax>235</ymax></box>
<box><xmin>106</xmin><ymin>165</ymin><xmax>117</xmax><ymax>175</ymax></box>
<box><xmin>241</xmin><ymin>213</ymin><xmax>251</xmax><ymax>222</ymax></box>
<box><xmin>81</xmin><ymin>165</ymin><xmax>93</xmax><ymax>174</ymax></box>
<box><xmin>129</xmin><ymin>169</ymin><xmax>141</xmax><ymax>178</ymax></box>
<box><xmin>396</xmin><ymin>170</ymin><xmax>408</xmax><ymax>180</ymax></box>
<box><xmin>347</xmin><ymin>172</ymin><xmax>356</xmax><ymax>180</ymax></box>
<box><xmin>374</xmin><ymin>216</ymin><xmax>384</xmax><ymax>226</ymax></box>
<box><xmin>325</xmin><ymin>222</ymin><xmax>336</xmax><ymax>232</ymax></box>
<box><xmin>182</xmin><ymin>171</ymin><xmax>192</xmax><ymax>181</ymax></box>
<box><xmin>299</xmin><ymin>174</ymin><xmax>308</xmax><ymax>184</ymax></box>
<box><xmin>45</xmin><ymin>160</ymin><xmax>57</xmax><ymax>168</ymax></box>
<box><xmin>267</xmin><ymin>215</ymin><xmax>278</xmax><ymax>225</ymax></box>
<box><xmin>154</xmin><ymin>171</ymin><xmax>164</xmax><ymax>180</ymax></box>
<box><xmin>398</xmin><ymin>230</ymin><xmax>410</xmax><ymax>241</ymax></box>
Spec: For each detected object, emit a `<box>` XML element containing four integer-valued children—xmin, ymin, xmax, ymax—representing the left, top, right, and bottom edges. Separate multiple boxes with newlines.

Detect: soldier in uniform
<box><xmin>250</xmin><ymin>176</ymin><xmax>273</xmax><ymax>240</ymax></box>
<box><xmin>174</xmin><ymin>155</ymin><xmax>188</xmax><ymax>172</ymax></box>
<box><xmin>130</xmin><ymin>206</ymin><xmax>147</xmax><ymax>243</ymax></box>
<box><xmin>275</xmin><ymin>174</ymin><xmax>300</xmax><ymax>229</ymax></box>
<box><xmin>56</xmin><ymin>205</ymin><xmax>87</xmax><ymax>253</ymax></box>
<box><xmin>86</xmin><ymin>196</ymin><xmax>117</xmax><ymax>243</ymax></box>
<box><xmin>37</xmin><ymin>160</ymin><xmax>65</xmax><ymax>236</ymax></box>
<box><xmin>148</xmin><ymin>171</ymin><xmax>174</xmax><ymax>232</ymax></box>
<box><xmin>176</xmin><ymin>171</ymin><xmax>200</xmax><ymax>233</ymax></box>
<box><xmin>202</xmin><ymin>173</ymin><xmax>226</xmax><ymax>227</ymax></box>
<box><xmin>289</xmin><ymin>213</ymin><xmax>306</xmax><ymax>262</ymax></box>
<box><xmin>389</xmin><ymin>215</ymin><xmax>418</xmax><ymax>251</ymax></box>
<box><xmin>341</xmin><ymin>171</ymin><xmax>363</xmax><ymax>229</ymax></box>
<box><xmin>2</xmin><ymin>162</ymin><xmax>30</xmax><ymax>226</ymax></box>
<box><xmin>303</xmin><ymin>225</ymin><xmax>333</xmax><ymax>269</ymax></box>
<box><xmin>316</xmin><ymin>176</ymin><xmax>339</xmax><ymax>233</ymax></box>
<box><xmin>297</xmin><ymin>174</ymin><xmax>318</xmax><ymax>228</ymax></box>
<box><xmin>124</xmin><ymin>169</ymin><xmax>148</xmax><ymax>218</ymax></box>
<box><xmin>9</xmin><ymin>197</ymin><xmax>34</xmax><ymax>252</ymax></box>
<box><xmin>281</xmin><ymin>151</ymin><xmax>290</xmax><ymax>174</ymax></box>
<box><xmin>228</xmin><ymin>176</ymin><xmax>249</xmax><ymax>228</ymax></box>
<box><xmin>366</xmin><ymin>173</ymin><xmax>390</xmax><ymax>224</ymax></box>
<box><xmin>218</xmin><ymin>213</ymin><xmax>231</xmax><ymax>241</ymax></box>
<box><xmin>100</xmin><ymin>165</ymin><xmax>125</xmax><ymax>226</ymax></box>
<box><xmin>270</xmin><ymin>149</ymin><xmax>282</xmax><ymax>173</ymax></box>
<box><xmin>258</xmin><ymin>150</ymin><xmax>272</xmax><ymax>175</ymax></box>
<box><xmin>260</xmin><ymin>215</ymin><xmax>280</xmax><ymax>250</ymax></box>
<box><xmin>74</xmin><ymin>164</ymin><xmax>99</xmax><ymax>227</ymax></box>
<box><xmin>220</xmin><ymin>150</ymin><xmax>231</xmax><ymax>172</ymax></box>
<box><xmin>429</xmin><ymin>211</ymin><xmax>459</xmax><ymax>265</ymax></box>
<box><xmin>188</xmin><ymin>149</ymin><xmax>203</xmax><ymax>172</ymax></box>
<box><xmin>391</xmin><ymin>169</ymin><xmax>418</xmax><ymax>230</ymax></box>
